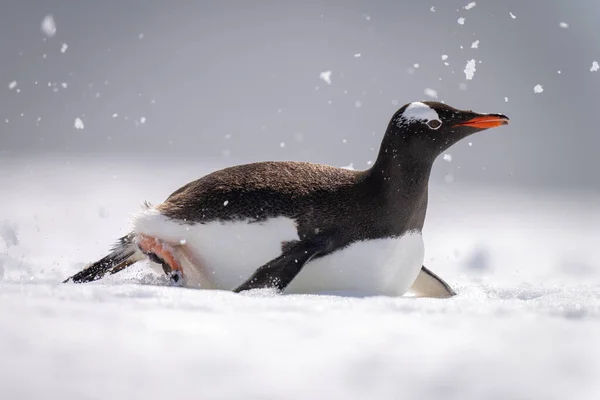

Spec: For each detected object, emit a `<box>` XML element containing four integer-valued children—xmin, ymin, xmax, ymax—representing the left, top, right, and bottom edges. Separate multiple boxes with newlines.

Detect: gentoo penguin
<box><xmin>64</xmin><ymin>101</ymin><xmax>508</xmax><ymax>298</ymax></box>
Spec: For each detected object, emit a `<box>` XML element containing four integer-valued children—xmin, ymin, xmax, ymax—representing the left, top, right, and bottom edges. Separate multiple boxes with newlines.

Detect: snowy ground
<box><xmin>1</xmin><ymin>156</ymin><xmax>599</xmax><ymax>400</ymax></box>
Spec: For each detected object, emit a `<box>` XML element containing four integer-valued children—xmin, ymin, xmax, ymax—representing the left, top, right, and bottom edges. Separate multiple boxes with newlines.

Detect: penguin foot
<box><xmin>137</xmin><ymin>234</ymin><xmax>185</xmax><ymax>285</ymax></box>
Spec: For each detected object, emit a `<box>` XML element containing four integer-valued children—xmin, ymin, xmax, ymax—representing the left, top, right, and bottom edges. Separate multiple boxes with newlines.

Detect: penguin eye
<box><xmin>427</xmin><ymin>119</ymin><xmax>442</xmax><ymax>130</ymax></box>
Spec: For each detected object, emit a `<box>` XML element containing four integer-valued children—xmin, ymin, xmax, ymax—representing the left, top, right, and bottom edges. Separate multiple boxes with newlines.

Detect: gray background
<box><xmin>1</xmin><ymin>0</ymin><xmax>599</xmax><ymax>191</ymax></box>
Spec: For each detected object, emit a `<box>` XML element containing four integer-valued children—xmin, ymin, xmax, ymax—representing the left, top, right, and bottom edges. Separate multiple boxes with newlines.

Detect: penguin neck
<box><xmin>367</xmin><ymin>132</ymin><xmax>435</xmax><ymax>200</ymax></box>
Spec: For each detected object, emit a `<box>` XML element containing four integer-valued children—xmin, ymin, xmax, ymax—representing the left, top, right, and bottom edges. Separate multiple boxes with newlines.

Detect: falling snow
<box><xmin>74</xmin><ymin>118</ymin><xmax>85</xmax><ymax>130</ymax></box>
<box><xmin>140</xmin><ymin>117</ymin><xmax>146</xmax><ymax>124</ymax></box>
<box><xmin>424</xmin><ymin>88</ymin><xmax>438</xmax><ymax>98</ymax></box>
<box><xmin>430</xmin><ymin>6</ymin><xmax>435</xmax><ymax>12</ymax></box>
<box><xmin>354</xmin><ymin>100</ymin><xmax>363</xmax><ymax>108</ymax></box>
<box><xmin>457</xmin><ymin>17</ymin><xmax>465</xmax><ymax>25</ymax></box>
<box><xmin>464</xmin><ymin>2</ymin><xmax>476</xmax><ymax>10</ymax></box>
<box><xmin>464</xmin><ymin>59</ymin><xmax>476</xmax><ymax>80</ymax></box>
<box><xmin>591</xmin><ymin>61</ymin><xmax>599</xmax><ymax>72</ymax></box>
<box><xmin>223</xmin><ymin>201</ymin><xmax>229</xmax><ymax>206</ymax></box>
<box><xmin>319</xmin><ymin>70</ymin><xmax>332</xmax><ymax>85</ymax></box>
<box><xmin>354</xmin><ymin>53</ymin><xmax>361</xmax><ymax>58</ymax></box>
<box><xmin>60</xmin><ymin>43</ymin><xmax>68</xmax><ymax>53</ymax></box>
<box><xmin>510</xmin><ymin>12</ymin><xmax>516</xmax><ymax>19</ymax></box>
<box><xmin>443</xmin><ymin>154</ymin><xmax>453</xmax><ymax>162</ymax></box>
<box><xmin>41</xmin><ymin>15</ymin><xmax>57</xmax><ymax>37</ymax></box>
<box><xmin>534</xmin><ymin>84</ymin><xmax>544</xmax><ymax>93</ymax></box>
<box><xmin>505</xmin><ymin>97</ymin><xmax>509</xmax><ymax>102</ymax></box>
<box><xmin>8</xmin><ymin>81</ymin><xmax>17</xmax><ymax>90</ymax></box>
<box><xmin>559</xmin><ymin>22</ymin><xmax>569</xmax><ymax>28</ymax></box>
<box><xmin>471</xmin><ymin>40</ymin><xmax>479</xmax><ymax>49</ymax></box>
<box><xmin>441</xmin><ymin>55</ymin><xmax>448</xmax><ymax>61</ymax></box>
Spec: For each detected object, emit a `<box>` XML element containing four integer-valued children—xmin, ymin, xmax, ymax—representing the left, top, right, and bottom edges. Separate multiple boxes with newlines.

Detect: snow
<box><xmin>591</xmin><ymin>61</ymin><xmax>599</xmax><ymax>72</ymax></box>
<box><xmin>441</xmin><ymin>55</ymin><xmax>448</xmax><ymax>61</ymax></box>
<box><xmin>1</xmin><ymin>158</ymin><xmax>600</xmax><ymax>400</ymax></box>
<box><xmin>443</xmin><ymin>153</ymin><xmax>453</xmax><ymax>162</ymax></box>
<box><xmin>41</xmin><ymin>15</ymin><xmax>57</xmax><ymax>37</ymax></box>
<box><xmin>140</xmin><ymin>117</ymin><xmax>147</xmax><ymax>124</ymax></box>
<box><xmin>424</xmin><ymin>88</ymin><xmax>438</xmax><ymax>98</ymax></box>
<box><xmin>505</xmin><ymin>96</ymin><xmax>509</xmax><ymax>102</ymax></box>
<box><xmin>534</xmin><ymin>84</ymin><xmax>544</xmax><ymax>93</ymax></box>
<box><xmin>60</xmin><ymin>43</ymin><xmax>68</xmax><ymax>53</ymax></box>
<box><xmin>464</xmin><ymin>2</ymin><xmax>476</xmax><ymax>10</ymax></box>
<box><xmin>464</xmin><ymin>59</ymin><xmax>476</xmax><ymax>80</ymax></box>
<box><xmin>74</xmin><ymin>117</ymin><xmax>85</xmax><ymax>129</ymax></box>
<box><xmin>471</xmin><ymin>40</ymin><xmax>479</xmax><ymax>49</ymax></box>
<box><xmin>354</xmin><ymin>100</ymin><xmax>362</xmax><ymax>108</ymax></box>
<box><xmin>509</xmin><ymin>12</ymin><xmax>516</xmax><ymax>19</ymax></box>
<box><xmin>457</xmin><ymin>17</ymin><xmax>465</xmax><ymax>25</ymax></box>
<box><xmin>559</xmin><ymin>22</ymin><xmax>569</xmax><ymax>29</ymax></box>
<box><xmin>354</xmin><ymin>53</ymin><xmax>361</xmax><ymax>58</ymax></box>
<box><xmin>8</xmin><ymin>81</ymin><xmax>17</xmax><ymax>90</ymax></box>
<box><xmin>319</xmin><ymin>70</ymin><xmax>332</xmax><ymax>85</ymax></box>
<box><xmin>430</xmin><ymin>6</ymin><xmax>435</xmax><ymax>12</ymax></box>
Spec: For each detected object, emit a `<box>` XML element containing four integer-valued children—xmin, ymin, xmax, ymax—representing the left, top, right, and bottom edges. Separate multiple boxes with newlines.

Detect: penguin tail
<box><xmin>63</xmin><ymin>233</ymin><xmax>145</xmax><ymax>284</ymax></box>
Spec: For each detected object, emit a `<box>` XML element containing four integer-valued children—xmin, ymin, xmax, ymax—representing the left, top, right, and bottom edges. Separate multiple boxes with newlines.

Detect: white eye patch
<box><xmin>396</xmin><ymin>102</ymin><xmax>441</xmax><ymax>129</ymax></box>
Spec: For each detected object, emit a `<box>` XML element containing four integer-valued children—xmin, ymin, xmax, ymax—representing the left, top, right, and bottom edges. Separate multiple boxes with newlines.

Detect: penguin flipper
<box><xmin>233</xmin><ymin>240</ymin><xmax>324</xmax><ymax>293</ymax></box>
<box><xmin>409</xmin><ymin>265</ymin><xmax>456</xmax><ymax>298</ymax></box>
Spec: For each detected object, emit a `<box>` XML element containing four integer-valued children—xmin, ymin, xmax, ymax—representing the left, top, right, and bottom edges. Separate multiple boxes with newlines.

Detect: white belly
<box><xmin>133</xmin><ymin>210</ymin><xmax>424</xmax><ymax>296</ymax></box>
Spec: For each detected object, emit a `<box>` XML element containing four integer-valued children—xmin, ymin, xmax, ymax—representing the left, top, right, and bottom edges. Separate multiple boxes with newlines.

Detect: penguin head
<box><xmin>388</xmin><ymin>101</ymin><xmax>509</xmax><ymax>159</ymax></box>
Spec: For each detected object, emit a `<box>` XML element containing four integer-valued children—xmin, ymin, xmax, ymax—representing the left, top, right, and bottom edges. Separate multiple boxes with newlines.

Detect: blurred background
<box><xmin>1</xmin><ymin>0</ymin><xmax>599</xmax><ymax>191</ymax></box>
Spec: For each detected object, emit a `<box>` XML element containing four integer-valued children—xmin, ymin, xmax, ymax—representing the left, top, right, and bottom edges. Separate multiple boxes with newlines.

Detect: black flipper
<box><xmin>409</xmin><ymin>265</ymin><xmax>456</xmax><ymax>298</ymax></box>
<box><xmin>63</xmin><ymin>233</ymin><xmax>143</xmax><ymax>283</ymax></box>
<box><xmin>234</xmin><ymin>239</ymin><xmax>324</xmax><ymax>293</ymax></box>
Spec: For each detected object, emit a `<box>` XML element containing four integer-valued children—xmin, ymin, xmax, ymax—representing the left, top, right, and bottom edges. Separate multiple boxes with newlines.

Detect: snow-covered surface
<box><xmin>1</xmin><ymin>157</ymin><xmax>599</xmax><ymax>399</ymax></box>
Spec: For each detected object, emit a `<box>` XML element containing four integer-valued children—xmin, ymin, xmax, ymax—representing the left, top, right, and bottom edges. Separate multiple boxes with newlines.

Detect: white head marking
<box><xmin>396</xmin><ymin>102</ymin><xmax>441</xmax><ymax>129</ymax></box>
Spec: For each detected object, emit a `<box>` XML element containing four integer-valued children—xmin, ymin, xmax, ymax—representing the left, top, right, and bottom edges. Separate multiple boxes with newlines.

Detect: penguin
<box><xmin>64</xmin><ymin>101</ymin><xmax>509</xmax><ymax>298</ymax></box>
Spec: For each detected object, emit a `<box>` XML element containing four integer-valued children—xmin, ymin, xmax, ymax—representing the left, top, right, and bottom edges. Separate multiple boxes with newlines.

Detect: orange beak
<box><xmin>454</xmin><ymin>114</ymin><xmax>510</xmax><ymax>129</ymax></box>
